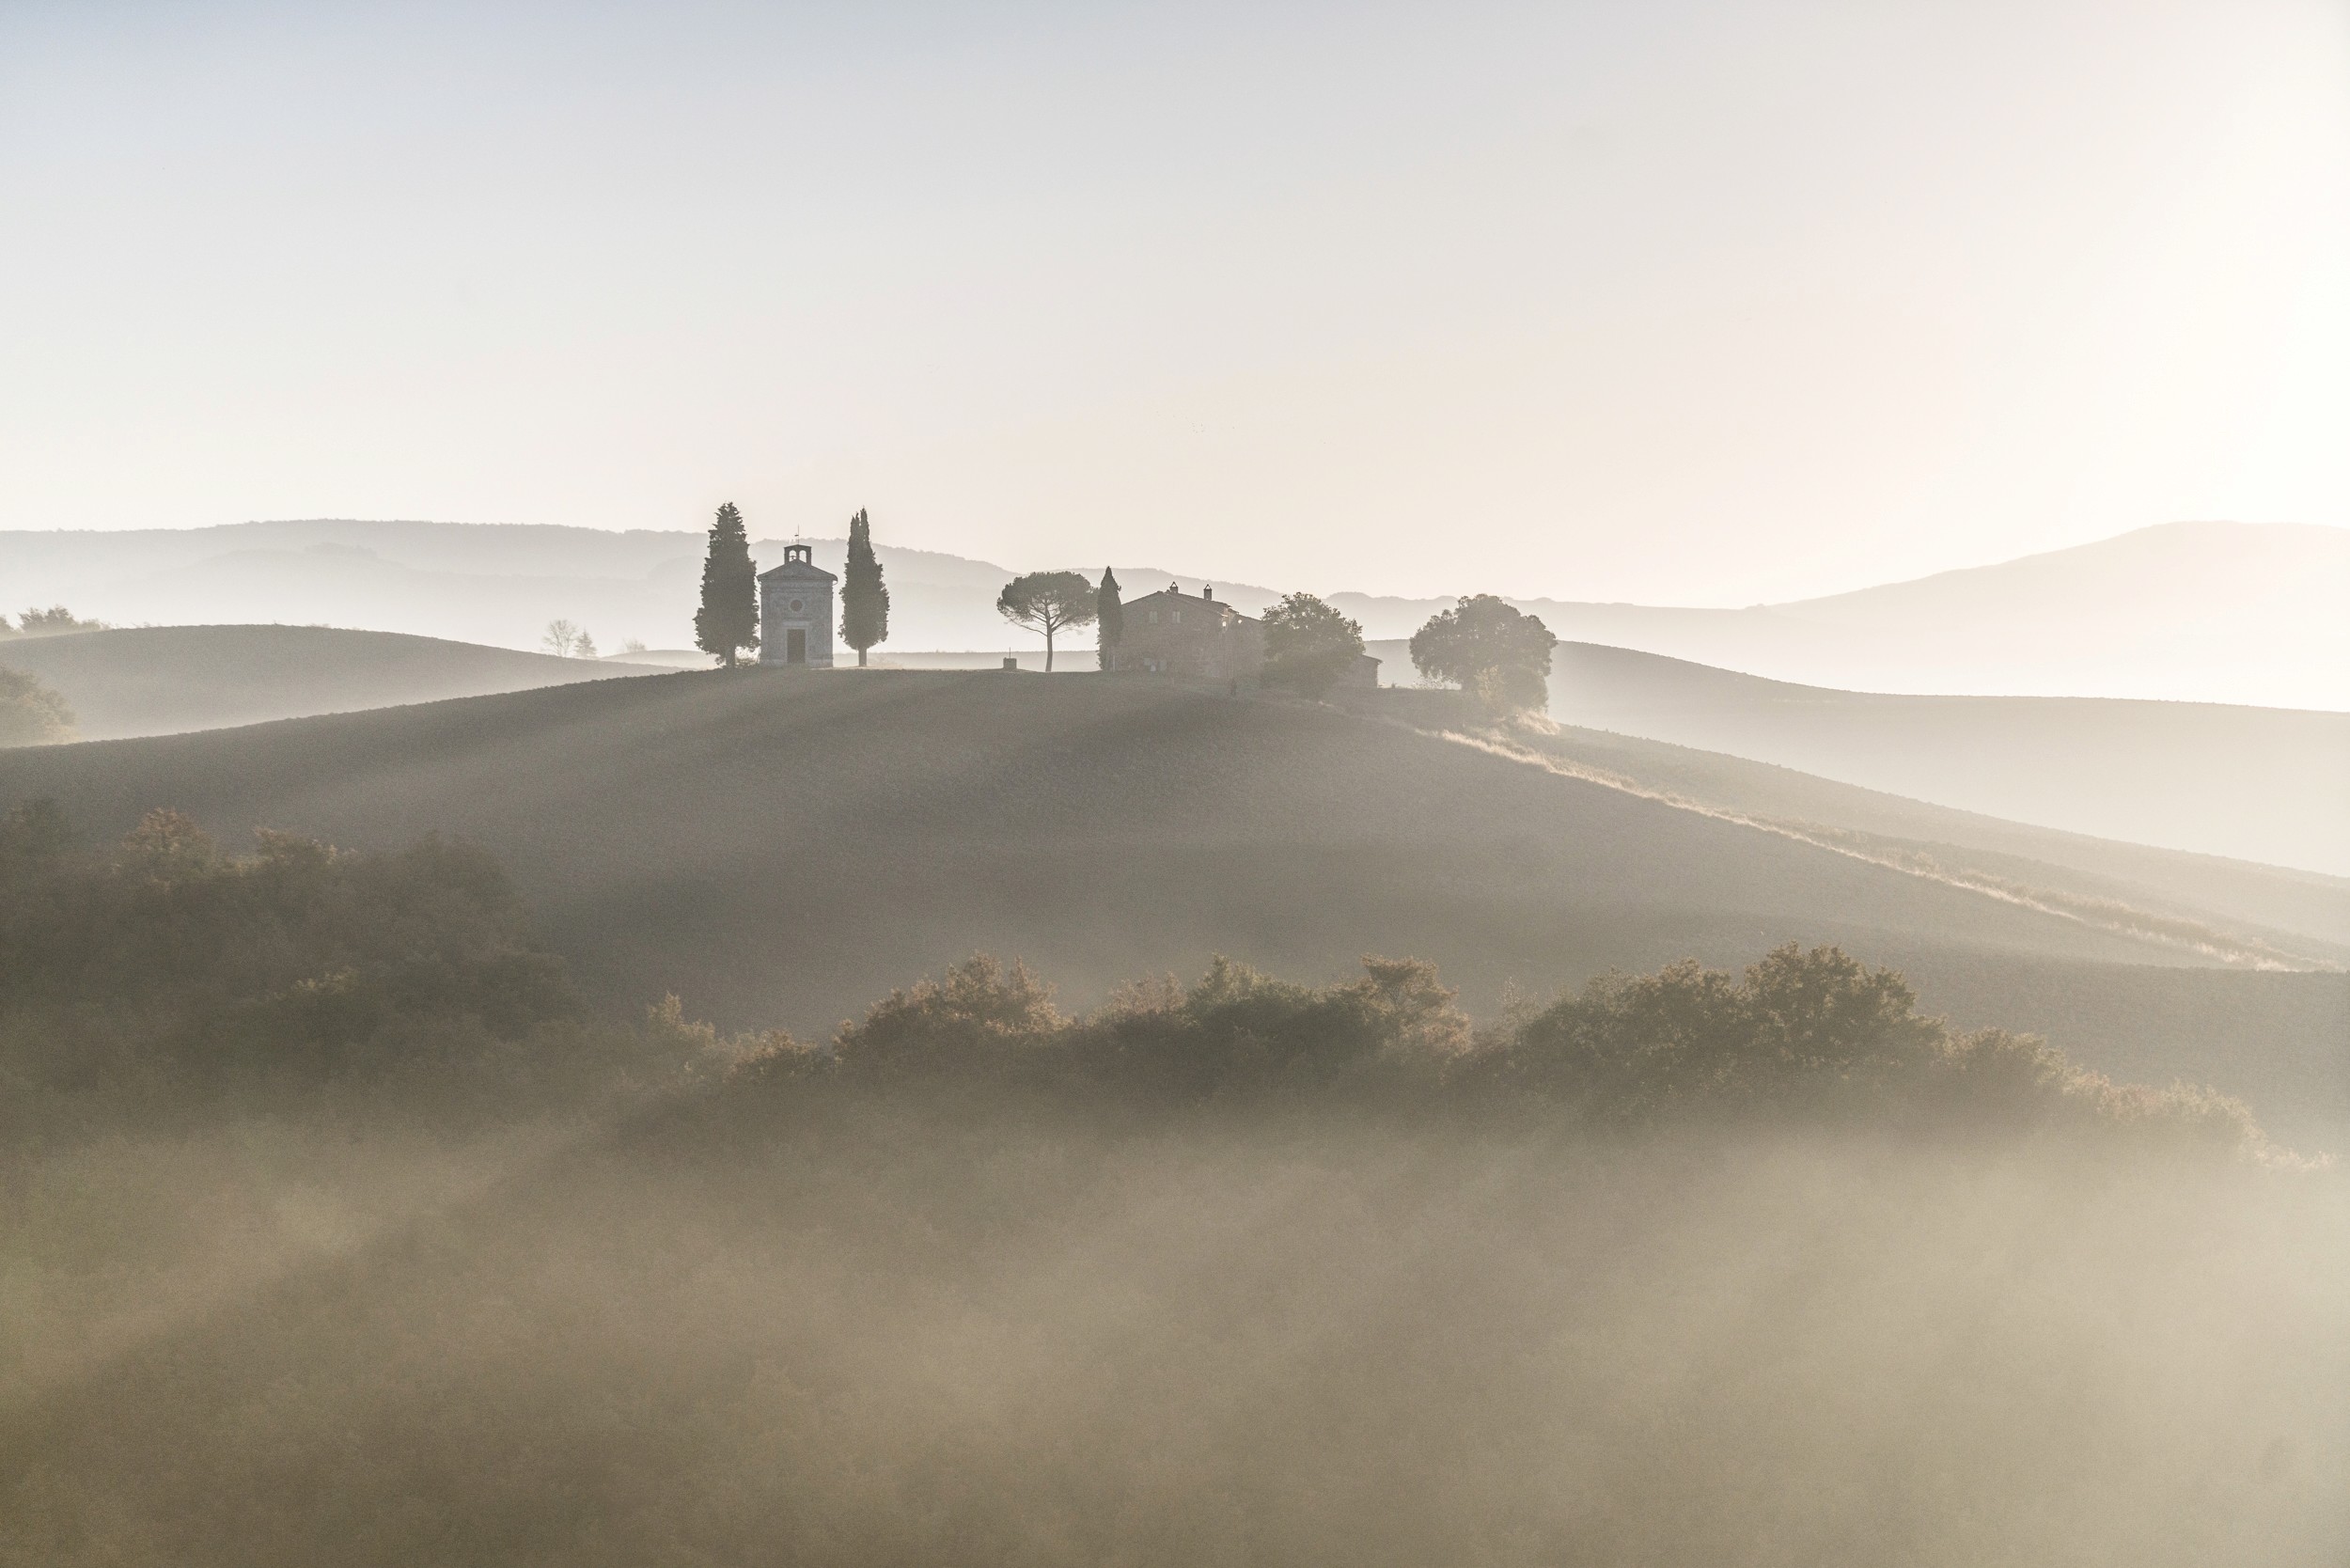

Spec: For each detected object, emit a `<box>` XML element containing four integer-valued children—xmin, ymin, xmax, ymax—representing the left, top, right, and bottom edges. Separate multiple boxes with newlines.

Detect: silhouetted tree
<box><xmin>541</xmin><ymin>619</ymin><xmax>584</xmax><ymax>657</ymax></box>
<box><xmin>1261</xmin><ymin>592</ymin><xmax>1365</xmax><ymax>696</ymax></box>
<box><xmin>995</xmin><ymin>571</ymin><xmax>1099</xmax><ymax>672</ymax></box>
<box><xmin>1095</xmin><ymin>568</ymin><xmax>1124</xmax><ymax>670</ymax></box>
<box><xmin>839</xmin><ymin>509</ymin><xmax>890</xmax><ymax>666</ymax></box>
<box><xmin>694</xmin><ymin>503</ymin><xmax>760</xmax><ymax>668</ymax></box>
<box><xmin>1408</xmin><ymin>594</ymin><xmax>1557</xmax><ymax>711</ymax></box>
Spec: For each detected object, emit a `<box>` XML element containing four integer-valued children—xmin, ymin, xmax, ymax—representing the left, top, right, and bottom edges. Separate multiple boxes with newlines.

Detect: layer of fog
<box><xmin>7</xmin><ymin>1103</ymin><xmax>2342</xmax><ymax>1567</ymax></box>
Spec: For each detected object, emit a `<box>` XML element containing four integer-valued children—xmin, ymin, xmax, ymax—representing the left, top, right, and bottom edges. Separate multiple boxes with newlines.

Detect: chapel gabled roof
<box><xmin>758</xmin><ymin>558</ymin><xmax>837</xmax><ymax>581</ymax></box>
<box><xmin>758</xmin><ymin>543</ymin><xmax>836</xmax><ymax>582</ymax></box>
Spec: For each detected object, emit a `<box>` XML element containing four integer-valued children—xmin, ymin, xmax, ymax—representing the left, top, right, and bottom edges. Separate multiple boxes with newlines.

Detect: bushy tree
<box><xmin>1489</xmin><ymin>946</ymin><xmax>1941</xmax><ymax>1119</ymax></box>
<box><xmin>1095</xmin><ymin>568</ymin><xmax>1124</xmax><ymax>671</ymax></box>
<box><xmin>694</xmin><ymin>503</ymin><xmax>760</xmax><ymax>668</ymax></box>
<box><xmin>541</xmin><ymin>619</ymin><xmax>585</xmax><ymax>657</ymax></box>
<box><xmin>1260</xmin><ymin>592</ymin><xmax>1366</xmax><ymax>696</ymax></box>
<box><xmin>832</xmin><ymin>955</ymin><xmax>1065</xmax><ymax>1080</ymax></box>
<box><xmin>995</xmin><ymin>571</ymin><xmax>1099</xmax><ymax>671</ymax></box>
<box><xmin>1408</xmin><ymin>594</ymin><xmax>1557</xmax><ymax>712</ymax></box>
<box><xmin>0</xmin><ymin>666</ymin><xmax>75</xmax><ymax>746</ymax></box>
<box><xmin>839</xmin><ymin>509</ymin><xmax>890</xmax><ymax>666</ymax></box>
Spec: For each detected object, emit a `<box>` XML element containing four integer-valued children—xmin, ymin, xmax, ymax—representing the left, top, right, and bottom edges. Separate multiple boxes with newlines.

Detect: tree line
<box><xmin>0</xmin><ymin>796</ymin><xmax>2280</xmax><ymax>1163</ymax></box>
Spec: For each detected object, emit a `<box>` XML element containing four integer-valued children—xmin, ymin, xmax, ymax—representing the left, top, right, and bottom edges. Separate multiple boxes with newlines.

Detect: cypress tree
<box><xmin>1095</xmin><ymin>568</ymin><xmax>1124</xmax><ymax>670</ymax></box>
<box><xmin>694</xmin><ymin>502</ymin><xmax>760</xmax><ymax>668</ymax></box>
<box><xmin>839</xmin><ymin>508</ymin><xmax>890</xmax><ymax>667</ymax></box>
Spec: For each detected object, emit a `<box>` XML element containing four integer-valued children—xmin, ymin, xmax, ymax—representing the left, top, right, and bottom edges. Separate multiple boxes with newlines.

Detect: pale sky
<box><xmin>2</xmin><ymin>0</ymin><xmax>2345</xmax><ymax>603</ymax></box>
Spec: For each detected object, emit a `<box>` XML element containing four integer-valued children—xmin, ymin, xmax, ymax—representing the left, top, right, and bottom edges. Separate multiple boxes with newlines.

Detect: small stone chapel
<box><xmin>758</xmin><ymin>543</ymin><xmax>837</xmax><ymax>667</ymax></box>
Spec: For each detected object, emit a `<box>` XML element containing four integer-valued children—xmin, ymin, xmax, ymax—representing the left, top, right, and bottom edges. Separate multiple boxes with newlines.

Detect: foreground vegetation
<box><xmin>1</xmin><ymin>805</ymin><xmax>2342</xmax><ymax>1565</ymax></box>
<box><xmin>0</xmin><ymin>800</ymin><xmax>2279</xmax><ymax>1158</ymax></box>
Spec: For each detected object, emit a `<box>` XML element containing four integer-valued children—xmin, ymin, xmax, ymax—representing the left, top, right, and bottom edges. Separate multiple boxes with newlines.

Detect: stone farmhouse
<box><xmin>758</xmin><ymin>542</ymin><xmax>835</xmax><ymax>667</ymax></box>
<box><xmin>1112</xmin><ymin>583</ymin><xmax>1379</xmax><ymax>687</ymax></box>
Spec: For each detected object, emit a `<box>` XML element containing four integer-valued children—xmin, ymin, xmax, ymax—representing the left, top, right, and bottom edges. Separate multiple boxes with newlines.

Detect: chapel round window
<box><xmin>788</xmin><ymin>599</ymin><xmax>805</xmax><ymax>612</ymax></box>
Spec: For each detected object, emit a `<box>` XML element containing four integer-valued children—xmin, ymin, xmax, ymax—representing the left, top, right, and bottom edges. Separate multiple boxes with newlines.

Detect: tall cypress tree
<box><xmin>1095</xmin><ymin>567</ymin><xmax>1124</xmax><ymax>671</ymax></box>
<box><xmin>694</xmin><ymin>502</ymin><xmax>760</xmax><ymax>668</ymax></box>
<box><xmin>839</xmin><ymin>508</ymin><xmax>889</xmax><ymax>667</ymax></box>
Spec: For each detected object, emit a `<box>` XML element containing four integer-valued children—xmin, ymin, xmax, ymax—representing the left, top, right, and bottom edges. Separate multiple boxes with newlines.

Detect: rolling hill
<box><xmin>0</xmin><ymin>670</ymin><xmax>2340</xmax><ymax>1141</ymax></box>
<box><xmin>1509</xmin><ymin>643</ymin><xmax>2346</xmax><ymax>876</ymax></box>
<box><xmin>1354</xmin><ymin>521</ymin><xmax>2350</xmax><ymax>709</ymax></box>
<box><xmin>0</xmin><ymin>625</ymin><xmax>662</xmax><ymax>741</ymax></box>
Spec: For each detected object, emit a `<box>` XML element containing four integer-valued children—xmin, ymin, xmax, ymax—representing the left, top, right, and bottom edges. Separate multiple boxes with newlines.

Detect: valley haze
<box><xmin>6</xmin><ymin>0</ymin><xmax>2346</xmax><ymax>1560</ymax></box>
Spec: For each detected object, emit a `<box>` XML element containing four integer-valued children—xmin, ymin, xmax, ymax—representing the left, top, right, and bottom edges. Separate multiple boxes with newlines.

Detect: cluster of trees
<box><xmin>0</xmin><ymin>605</ymin><xmax>107</xmax><ymax>638</ymax></box>
<box><xmin>726</xmin><ymin>945</ymin><xmax>2270</xmax><ymax>1156</ymax></box>
<box><xmin>1006</xmin><ymin>571</ymin><xmax>1558</xmax><ymax>711</ymax></box>
<box><xmin>0</xmin><ymin>801</ymin><xmax>584</xmax><ymax>1122</ymax></box>
<box><xmin>540</xmin><ymin>619</ymin><xmax>599</xmax><ymax>659</ymax></box>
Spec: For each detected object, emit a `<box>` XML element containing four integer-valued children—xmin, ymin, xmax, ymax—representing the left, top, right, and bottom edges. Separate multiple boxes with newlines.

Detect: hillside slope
<box><xmin>0</xmin><ymin>625</ymin><xmax>661</xmax><ymax>741</ymax></box>
<box><xmin>1340</xmin><ymin>688</ymin><xmax>2350</xmax><ymax>958</ymax></box>
<box><xmin>0</xmin><ymin>671</ymin><xmax>2339</xmax><ymax>1138</ymax></box>
<box><xmin>1523</xmin><ymin>642</ymin><xmax>2349</xmax><ymax>876</ymax></box>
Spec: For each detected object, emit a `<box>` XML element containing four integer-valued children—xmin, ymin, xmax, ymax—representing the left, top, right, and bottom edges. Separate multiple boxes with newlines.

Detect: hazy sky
<box><xmin>3</xmin><ymin>0</ymin><xmax>2345</xmax><ymax>602</ymax></box>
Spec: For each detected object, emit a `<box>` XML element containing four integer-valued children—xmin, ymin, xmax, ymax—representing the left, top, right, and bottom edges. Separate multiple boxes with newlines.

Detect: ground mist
<box><xmin>3</xmin><ymin>1101</ymin><xmax>2344</xmax><ymax>1568</ymax></box>
<box><xmin>2</xmin><ymin>811</ymin><xmax>2343</xmax><ymax>1565</ymax></box>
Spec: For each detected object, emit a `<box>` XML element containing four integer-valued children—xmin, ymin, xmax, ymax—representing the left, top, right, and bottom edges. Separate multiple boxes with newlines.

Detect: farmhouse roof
<box><xmin>1125</xmin><ymin>585</ymin><xmax>1255</xmax><ymax>623</ymax></box>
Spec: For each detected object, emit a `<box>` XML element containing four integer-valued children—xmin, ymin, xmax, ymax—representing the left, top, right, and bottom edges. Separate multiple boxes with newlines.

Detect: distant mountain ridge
<box><xmin>2</xmin><ymin>518</ymin><xmax>2341</xmax><ymax>707</ymax></box>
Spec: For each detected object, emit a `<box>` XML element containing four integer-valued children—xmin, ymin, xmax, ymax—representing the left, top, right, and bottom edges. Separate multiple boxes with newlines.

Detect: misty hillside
<box><xmin>1500</xmin><ymin>642</ymin><xmax>2346</xmax><ymax>877</ymax></box>
<box><xmin>0</xmin><ymin>671</ymin><xmax>2340</xmax><ymax>1140</ymax></box>
<box><xmin>1358</xmin><ymin>697</ymin><xmax>2350</xmax><ymax>960</ymax></box>
<box><xmin>1354</xmin><ymin>521</ymin><xmax>2350</xmax><ymax>709</ymax></box>
<box><xmin>6</xmin><ymin>519</ymin><xmax>2342</xmax><ymax>707</ymax></box>
<box><xmin>0</xmin><ymin>625</ymin><xmax>663</xmax><ymax>741</ymax></box>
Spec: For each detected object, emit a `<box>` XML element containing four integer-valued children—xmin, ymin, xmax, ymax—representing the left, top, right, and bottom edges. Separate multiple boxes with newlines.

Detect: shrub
<box><xmin>0</xmin><ymin>666</ymin><xmax>74</xmax><ymax>746</ymax></box>
<box><xmin>832</xmin><ymin>954</ymin><xmax>1066</xmax><ymax>1081</ymax></box>
<box><xmin>0</xmin><ymin>801</ymin><xmax>578</xmax><ymax>1105</ymax></box>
